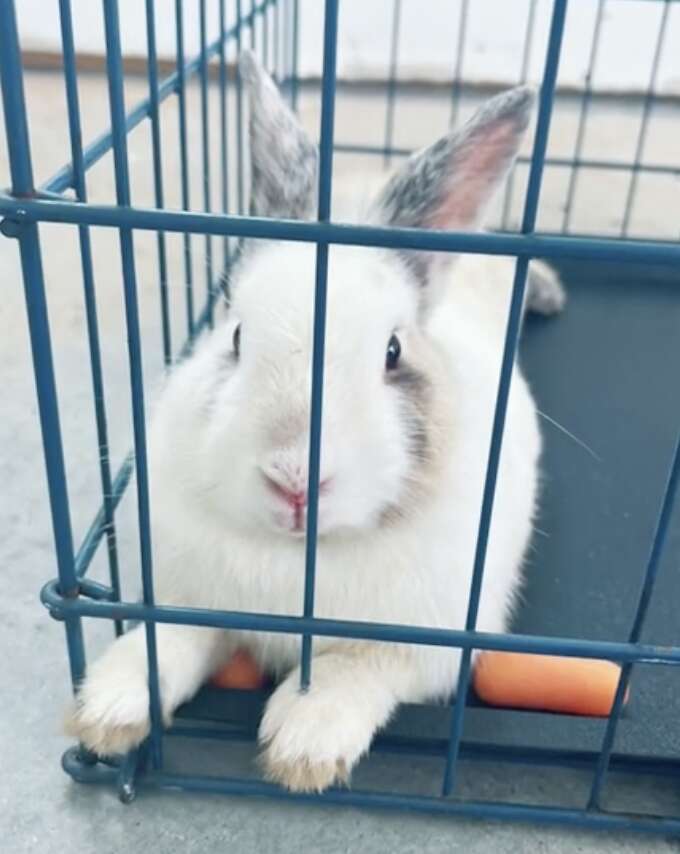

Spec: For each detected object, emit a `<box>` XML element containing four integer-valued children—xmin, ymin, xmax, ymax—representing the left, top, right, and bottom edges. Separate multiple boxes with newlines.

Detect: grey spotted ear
<box><xmin>239</xmin><ymin>50</ymin><xmax>318</xmax><ymax>219</ymax></box>
<box><xmin>370</xmin><ymin>86</ymin><xmax>535</xmax><ymax>283</ymax></box>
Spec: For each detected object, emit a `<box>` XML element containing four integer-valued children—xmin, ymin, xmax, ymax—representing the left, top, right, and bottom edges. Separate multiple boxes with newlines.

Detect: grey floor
<box><xmin>1</xmin><ymin>72</ymin><xmax>679</xmax><ymax>853</ymax></box>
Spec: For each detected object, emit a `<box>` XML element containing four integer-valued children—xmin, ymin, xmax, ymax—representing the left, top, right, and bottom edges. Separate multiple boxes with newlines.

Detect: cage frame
<box><xmin>1</xmin><ymin>0</ymin><xmax>679</xmax><ymax>835</ymax></box>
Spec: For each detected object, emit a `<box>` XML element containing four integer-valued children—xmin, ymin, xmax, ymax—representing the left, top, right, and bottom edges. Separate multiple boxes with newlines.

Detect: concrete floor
<box><xmin>1</xmin><ymin>71</ymin><xmax>679</xmax><ymax>853</ymax></box>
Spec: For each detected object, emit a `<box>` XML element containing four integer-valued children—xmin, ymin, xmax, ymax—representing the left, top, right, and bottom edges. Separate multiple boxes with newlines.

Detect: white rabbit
<box><xmin>66</xmin><ymin>52</ymin><xmax>564</xmax><ymax>793</ymax></box>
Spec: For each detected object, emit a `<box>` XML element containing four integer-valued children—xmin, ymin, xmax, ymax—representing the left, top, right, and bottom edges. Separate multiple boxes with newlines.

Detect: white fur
<box><xmin>66</xmin><ymin>242</ymin><xmax>542</xmax><ymax>788</ymax></box>
<box><xmin>66</xmin><ymin>69</ymin><xmax>554</xmax><ymax>792</ymax></box>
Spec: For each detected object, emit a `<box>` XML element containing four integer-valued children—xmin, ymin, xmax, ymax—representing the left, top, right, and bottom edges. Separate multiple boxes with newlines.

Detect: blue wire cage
<box><xmin>1</xmin><ymin>0</ymin><xmax>679</xmax><ymax>836</ymax></box>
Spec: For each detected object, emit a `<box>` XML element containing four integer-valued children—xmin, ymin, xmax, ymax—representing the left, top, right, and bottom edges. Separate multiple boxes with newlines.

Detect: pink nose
<box><xmin>262</xmin><ymin>472</ymin><xmax>330</xmax><ymax>508</ymax></box>
<box><xmin>275</xmin><ymin>483</ymin><xmax>306</xmax><ymax>509</ymax></box>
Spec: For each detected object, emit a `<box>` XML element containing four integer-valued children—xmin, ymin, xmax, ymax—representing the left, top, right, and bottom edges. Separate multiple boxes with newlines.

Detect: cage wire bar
<box><xmin>273</xmin><ymin>0</ymin><xmax>279</xmax><ymax>78</ymax></box>
<box><xmin>290</xmin><ymin>0</ymin><xmax>300</xmax><ymax>110</ymax></box>
<box><xmin>449</xmin><ymin>0</ymin><xmax>469</xmax><ymax>128</ymax></box>
<box><xmin>6</xmin><ymin>196</ymin><xmax>680</xmax><ymax>264</ymax></box>
<box><xmin>101</xmin><ymin>0</ymin><xmax>164</xmax><ymax>769</ymax></box>
<box><xmin>588</xmin><ymin>429</ymin><xmax>680</xmax><ymax>807</ymax></box>
<box><xmin>236</xmin><ymin>0</ymin><xmax>245</xmax><ymax>214</ymax></box>
<box><xmin>299</xmin><ymin>0</ymin><xmax>339</xmax><ymax>690</ymax></box>
<box><xmin>199</xmin><ymin>0</ymin><xmax>215</xmax><ymax>328</ymax></box>
<box><xmin>57</xmin><ymin>0</ymin><xmax>123</xmax><ymax>636</ymax></box>
<box><xmin>560</xmin><ymin>0</ymin><xmax>606</xmax><ymax>233</ymax></box>
<box><xmin>1</xmin><ymin>0</ymin><xmax>680</xmax><ymax>835</ymax></box>
<box><xmin>218</xmin><ymin>0</ymin><xmax>230</xmax><ymax>274</ymax></box>
<box><xmin>144</xmin><ymin>0</ymin><xmax>172</xmax><ymax>365</ymax></box>
<box><xmin>174</xmin><ymin>0</ymin><xmax>195</xmax><ymax>338</ymax></box>
<box><xmin>0</xmin><ymin>0</ymin><xmax>87</xmax><ymax>691</ymax></box>
<box><xmin>442</xmin><ymin>0</ymin><xmax>568</xmax><ymax>798</ymax></box>
<box><xmin>501</xmin><ymin>0</ymin><xmax>539</xmax><ymax>229</ymax></box>
<box><xmin>620</xmin><ymin>0</ymin><xmax>672</xmax><ymax>236</ymax></box>
<box><xmin>382</xmin><ymin>0</ymin><xmax>401</xmax><ymax>169</ymax></box>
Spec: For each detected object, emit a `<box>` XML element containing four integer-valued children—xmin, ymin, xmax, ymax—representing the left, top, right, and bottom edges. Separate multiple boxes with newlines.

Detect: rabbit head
<box><xmin>167</xmin><ymin>53</ymin><xmax>534</xmax><ymax>540</ymax></box>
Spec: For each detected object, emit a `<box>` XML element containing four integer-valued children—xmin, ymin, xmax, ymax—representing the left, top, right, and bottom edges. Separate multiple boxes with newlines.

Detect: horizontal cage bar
<box><xmin>59</xmin><ymin>752</ymin><xmax>680</xmax><ymax>836</ymax></box>
<box><xmin>3</xmin><ymin>194</ymin><xmax>680</xmax><ymax>265</ymax></box>
<box><xmin>41</xmin><ymin>582</ymin><xmax>680</xmax><ymax>666</ymax></box>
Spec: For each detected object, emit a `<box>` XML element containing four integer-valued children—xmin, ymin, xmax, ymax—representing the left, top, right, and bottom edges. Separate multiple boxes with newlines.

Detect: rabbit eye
<box><xmin>233</xmin><ymin>323</ymin><xmax>241</xmax><ymax>358</ymax></box>
<box><xmin>385</xmin><ymin>334</ymin><xmax>401</xmax><ymax>371</ymax></box>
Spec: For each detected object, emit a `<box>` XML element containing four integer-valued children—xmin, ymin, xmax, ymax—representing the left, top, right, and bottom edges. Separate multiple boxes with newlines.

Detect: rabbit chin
<box><xmin>264</xmin><ymin>505</ymin><xmax>368</xmax><ymax>540</ymax></box>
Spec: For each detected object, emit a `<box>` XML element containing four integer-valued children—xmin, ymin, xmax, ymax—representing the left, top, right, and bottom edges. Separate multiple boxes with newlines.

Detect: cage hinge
<box><xmin>41</xmin><ymin>577</ymin><xmax>117</xmax><ymax>621</ymax></box>
<box><xmin>1</xmin><ymin>188</ymin><xmax>69</xmax><ymax>237</ymax></box>
<box><xmin>0</xmin><ymin>214</ymin><xmax>28</xmax><ymax>238</ymax></box>
<box><xmin>0</xmin><ymin>187</ymin><xmax>30</xmax><ymax>237</ymax></box>
<box><xmin>40</xmin><ymin>578</ymin><xmax>78</xmax><ymax>621</ymax></box>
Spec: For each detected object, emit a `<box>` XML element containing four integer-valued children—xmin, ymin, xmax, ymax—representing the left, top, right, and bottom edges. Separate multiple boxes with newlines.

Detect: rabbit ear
<box><xmin>239</xmin><ymin>50</ymin><xmax>318</xmax><ymax>219</ymax></box>
<box><xmin>370</xmin><ymin>86</ymin><xmax>535</xmax><ymax>284</ymax></box>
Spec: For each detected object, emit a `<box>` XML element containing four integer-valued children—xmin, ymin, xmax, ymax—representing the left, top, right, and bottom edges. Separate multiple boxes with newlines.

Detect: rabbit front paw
<box><xmin>259</xmin><ymin>674</ymin><xmax>373</xmax><ymax>793</ymax></box>
<box><xmin>64</xmin><ymin>659</ymin><xmax>154</xmax><ymax>757</ymax></box>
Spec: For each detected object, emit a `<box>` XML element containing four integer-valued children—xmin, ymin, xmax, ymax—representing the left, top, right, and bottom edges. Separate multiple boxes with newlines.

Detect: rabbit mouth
<box><xmin>270</xmin><ymin>506</ymin><xmax>309</xmax><ymax>538</ymax></box>
<box><xmin>262</xmin><ymin>471</ymin><xmax>333</xmax><ymax>537</ymax></box>
<box><xmin>288</xmin><ymin>503</ymin><xmax>306</xmax><ymax>536</ymax></box>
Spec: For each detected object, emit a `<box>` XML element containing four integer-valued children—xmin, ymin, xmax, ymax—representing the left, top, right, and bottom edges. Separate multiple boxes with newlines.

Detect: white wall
<box><xmin>15</xmin><ymin>0</ymin><xmax>680</xmax><ymax>94</ymax></box>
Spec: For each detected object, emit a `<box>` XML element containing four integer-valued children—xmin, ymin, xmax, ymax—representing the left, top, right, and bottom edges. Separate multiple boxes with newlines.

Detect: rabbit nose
<box><xmin>270</xmin><ymin>480</ymin><xmax>306</xmax><ymax>509</ymax></box>
<box><xmin>260</xmin><ymin>469</ymin><xmax>331</xmax><ymax>508</ymax></box>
